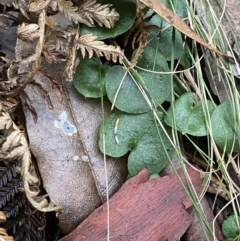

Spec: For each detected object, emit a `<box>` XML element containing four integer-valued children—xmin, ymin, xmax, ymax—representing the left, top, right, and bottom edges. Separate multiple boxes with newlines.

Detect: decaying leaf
<box><xmin>0</xmin><ymin>102</ymin><xmax>61</xmax><ymax>214</ymax></box>
<box><xmin>21</xmin><ymin>61</ymin><xmax>127</xmax><ymax>234</ymax></box>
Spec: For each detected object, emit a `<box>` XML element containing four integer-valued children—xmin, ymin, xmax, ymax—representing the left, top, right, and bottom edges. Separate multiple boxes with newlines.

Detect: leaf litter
<box><xmin>0</xmin><ymin>0</ymin><xmax>239</xmax><ymax>240</ymax></box>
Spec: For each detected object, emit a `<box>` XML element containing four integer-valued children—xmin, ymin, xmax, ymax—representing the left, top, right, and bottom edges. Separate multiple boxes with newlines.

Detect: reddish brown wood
<box><xmin>60</xmin><ymin>167</ymin><xmax>201</xmax><ymax>241</ymax></box>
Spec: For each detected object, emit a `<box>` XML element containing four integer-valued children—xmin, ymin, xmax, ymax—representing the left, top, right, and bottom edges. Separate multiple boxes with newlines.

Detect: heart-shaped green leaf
<box><xmin>99</xmin><ymin>111</ymin><xmax>174</xmax><ymax>177</ymax></box>
<box><xmin>164</xmin><ymin>92</ymin><xmax>215</xmax><ymax>136</ymax></box>
<box><xmin>80</xmin><ymin>0</ymin><xmax>136</xmax><ymax>40</ymax></box>
<box><xmin>105</xmin><ymin>46</ymin><xmax>171</xmax><ymax>113</ymax></box>
<box><xmin>148</xmin><ymin>27</ymin><xmax>184</xmax><ymax>61</ymax></box>
<box><xmin>73</xmin><ymin>58</ymin><xmax>109</xmax><ymax>98</ymax></box>
<box><xmin>211</xmin><ymin>100</ymin><xmax>240</xmax><ymax>152</ymax></box>
<box><xmin>105</xmin><ymin>65</ymin><xmax>150</xmax><ymax>113</ymax></box>
<box><xmin>222</xmin><ymin>215</ymin><xmax>240</xmax><ymax>239</ymax></box>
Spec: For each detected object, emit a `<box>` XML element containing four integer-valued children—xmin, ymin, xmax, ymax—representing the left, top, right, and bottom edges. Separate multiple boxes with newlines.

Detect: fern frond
<box><xmin>50</xmin><ymin>0</ymin><xmax>91</xmax><ymax>25</ymax></box>
<box><xmin>28</xmin><ymin>0</ymin><xmax>51</xmax><ymax>12</ymax></box>
<box><xmin>124</xmin><ymin>5</ymin><xmax>159</xmax><ymax>67</ymax></box>
<box><xmin>76</xmin><ymin>33</ymin><xmax>124</xmax><ymax>63</ymax></box>
<box><xmin>79</xmin><ymin>0</ymin><xmax>119</xmax><ymax>28</ymax></box>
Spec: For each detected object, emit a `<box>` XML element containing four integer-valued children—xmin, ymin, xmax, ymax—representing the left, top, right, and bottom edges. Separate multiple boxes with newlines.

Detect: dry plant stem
<box><xmin>138</xmin><ymin>0</ymin><xmax>233</xmax><ymax>59</ymax></box>
<box><xmin>227</xmin><ymin>153</ymin><xmax>240</xmax><ymax>181</ymax></box>
<box><xmin>183</xmin><ymin>69</ymin><xmax>202</xmax><ymax>100</ymax></box>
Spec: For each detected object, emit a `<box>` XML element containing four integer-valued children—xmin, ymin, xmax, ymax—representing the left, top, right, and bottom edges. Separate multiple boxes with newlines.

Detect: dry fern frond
<box><xmin>0</xmin><ymin>15</ymin><xmax>10</xmax><ymax>29</ymax></box>
<box><xmin>0</xmin><ymin>160</ymin><xmax>47</xmax><ymax>240</ymax></box>
<box><xmin>124</xmin><ymin>4</ymin><xmax>159</xmax><ymax>67</ymax></box>
<box><xmin>12</xmin><ymin>0</ymin><xmax>29</xmax><ymax>19</ymax></box>
<box><xmin>0</xmin><ymin>0</ymin><xmax>14</xmax><ymax>6</ymax></box>
<box><xmin>0</xmin><ymin>102</ymin><xmax>61</xmax><ymax>213</ymax></box>
<box><xmin>76</xmin><ymin>33</ymin><xmax>124</xmax><ymax>63</ymax></box>
<box><xmin>17</xmin><ymin>23</ymin><xmax>40</xmax><ymax>41</ymax></box>
<box><xmin>50</xmin><ymin>0</ymin><xmax>91</xmax><ymax>25</ymax></box>
<box><xmin>43</xmin><ymin>16</ymin><xmax>73</xmax><ymax>63</ymax></box>
<box><xmin>2</xmin><ymin>11</ymin><xmax>46</xmax><ymax>98</ymax></box>
<box><xmin>0</xmin><ymin>224</ymin><xmax>14</xmax><ymax>241</ymax></box>
<box><xmin>79</xmin><ymin>0</ymin><xmax>119</xmax><ymax>28</ymax></box>
<box><xmin>28</xmin><ymin>0</ymin><xmax>51</xmax><ymax>12</ymax></box>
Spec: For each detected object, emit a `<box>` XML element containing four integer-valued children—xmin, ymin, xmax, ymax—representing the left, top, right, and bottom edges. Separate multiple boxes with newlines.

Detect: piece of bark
<box><xmin>162</xmin><ymin>150</ymin><xmax>225</xmax><ymax>240</ymax></box>
<box><xmin>60</xmin><ymin>166</ymin><xmax>201</xmax><ymax>241</ymax></box>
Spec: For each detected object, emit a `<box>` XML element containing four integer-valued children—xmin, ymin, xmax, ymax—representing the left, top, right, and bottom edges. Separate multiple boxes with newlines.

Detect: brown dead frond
<box><xmin>2</xmin><ymin>11</ymin><xmax>46</xmax><ymax>98</ymax></box>
<box><xmin>76</xmin><ymin>33</ymin><xmax>124</xmax><ymax>63</ymax></box>
<box><xmin>49</xmin><ymin>0</ymin><xmax>86</xmax><ymax>24</ymax></box>
<box><xmin>124</xmin><ymin>3</ymin><xmax>159</xmax><ymax>67</ymax></box>
<box><xmin>28</xmin><ymin>0</ymin><xmax>52</xmax><ymax>12</ymax></box>
<box><xmin>12</xmin><ymin>0</ymin><xmax>29</xmax><ymax>19</ymax></box>
<box><xmin>0</xmin><ymin>226</ymin><xmax>14</xmax><ymax>241</ymax></box>
<box><xmin>0</xmin><ymin>102</ymin><xmax>61</xmax><ymax>213</ymax></box>
<box><xmin>79</xmin><ymin>0</ymin><xmax>119</xmax><ymax>28</ymax></box>
<box><xmin>43</xmin><ymin>16</ymin><xmax>72</xmax><ymax>63</ymax></box>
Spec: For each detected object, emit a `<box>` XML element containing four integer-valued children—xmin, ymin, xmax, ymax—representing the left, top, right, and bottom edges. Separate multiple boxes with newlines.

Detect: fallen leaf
<box><xmin>21</xmin><ymin>63</ymin><xmax>127</xmax><ymax>234</ymax></box>
<box><xmin>60</xmin><ymin>166</ymin><xmax>201</xmax><ymax>241</ymax></box>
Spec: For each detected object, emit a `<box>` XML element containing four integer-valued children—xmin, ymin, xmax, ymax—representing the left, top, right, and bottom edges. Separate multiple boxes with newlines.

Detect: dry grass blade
<box><xmin>76</xmin><ymin>33</ymin><xmax>124</xmax><ymax>63</ymax></box>
<box><xmin>139</xmin><ymin>0</ymin><xmax>233</xmax><ymax>60</ymax></box>
<box><xmin>79</xmin><ymin>0</ymin><xmax>119</xmax><ymax>28</ymax></box>
<box><xmin>0</xmin><ymin>102</ymin><xmax>61</xmax><ymax>213</ymax></box>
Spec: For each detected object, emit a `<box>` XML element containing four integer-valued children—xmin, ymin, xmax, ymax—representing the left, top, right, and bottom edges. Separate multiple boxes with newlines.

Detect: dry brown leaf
<box><xmin>21</xmin><ymin>61</ymin><xmax>127</xmax><ymax>234</ymax></box>
<box><xmin>139</xmin><ymin>0</ymin><xmax>233</xmax><ymax>60</ymax></box>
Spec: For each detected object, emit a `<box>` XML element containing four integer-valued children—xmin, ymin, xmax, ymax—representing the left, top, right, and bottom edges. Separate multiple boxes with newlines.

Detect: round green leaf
<box><xmin>164</xmin><ymin>92</ymin><xmax>215</xmax><ymax>136</ymax></box>
<box><xmin>136</xmin><ymin>47</ymin><xmax>171</xmax><ymax>102</ymax></box>
<box><xmin>99</xmin><ymin>111</ymin><xmax>174</xmax><ymax>177</ymax></box>
<box><xmin>148</xmin><ymin>27</ymin><xmax>184</xmax><ymax>61</ymax></box>
<box><xmin>80</xmin><ymin>0</ymin><xmax>136</xmax><ymax>40</ymax></box>
<box><xmin>105</xmin><ymin>65</ymin><xmax>150</xmax><ymax>113</ymax></box>
<box><xmin>222</xmin><ymin>215</ymin><xmax>240</xmax><ymax>239</ymax></box>
<box><xmin>105</xmin><ymin>46</ymin><xmax>171</xmax><ymax>113</ymax></box>
<box><xmin>211</xmin><ymin>100</ymin><xmax>240</xmax><ymax>152</ymax></box>
<box><xmin>73</xmin><ymin>58</ymin><xmax>109</xmax><ymax>98</ymax></box>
